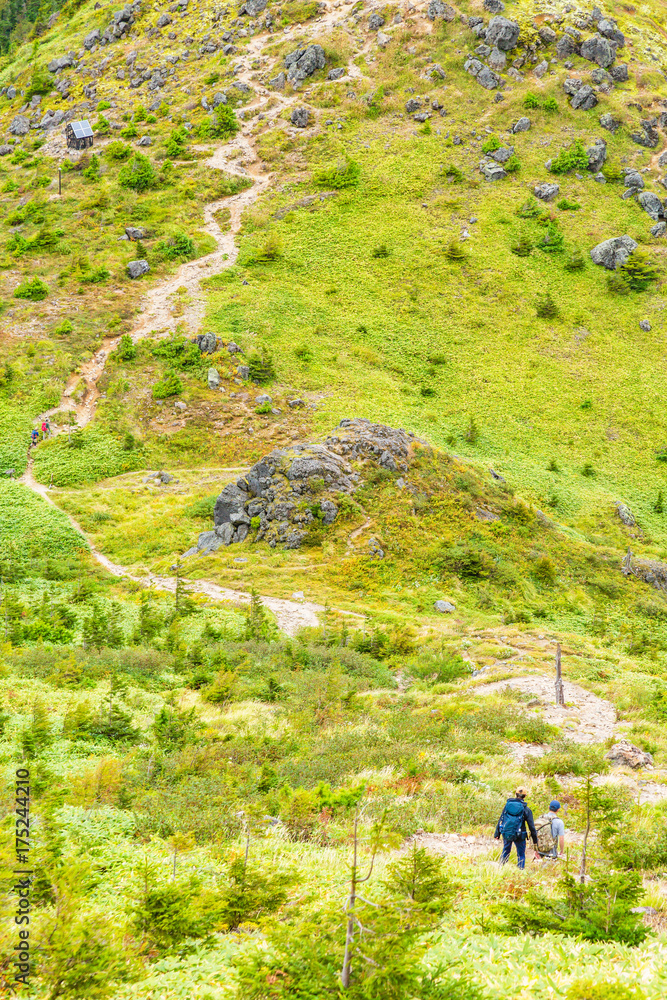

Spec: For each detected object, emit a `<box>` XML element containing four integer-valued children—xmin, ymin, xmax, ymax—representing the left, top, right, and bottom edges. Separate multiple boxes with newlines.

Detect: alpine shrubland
<box><xmin>1</xmin><ymin>0</ymin><xmax>667</xmax><ymax>996</ymax></box>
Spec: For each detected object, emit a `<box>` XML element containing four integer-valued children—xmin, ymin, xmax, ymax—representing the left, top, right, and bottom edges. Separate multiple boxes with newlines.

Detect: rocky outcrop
<box><xmin>606</xmin><ymin>740</ymin><xmax>653</xmax><ymax>769</ymax></box>
<box><xmin>622</xmin><ymin>548</ymin><xmax>667</xmax><ymax>592</ymax></box>
<box><xmin>184</xmin><ymin>419</ymin><xmax>421</xmax><ymax>555</ymax></box>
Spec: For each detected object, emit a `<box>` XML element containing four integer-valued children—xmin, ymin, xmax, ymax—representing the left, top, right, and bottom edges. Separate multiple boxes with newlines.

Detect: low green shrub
<box><xmin>153</xmin><ymin>370</ymin><xmax>183</xmax><ymax>398</ymax></box>
<box><xmin>550</xmin><ymin>140</ymin><xmax>589</xmax><ymax>174</ymax></box>
<box><xmin>315</xmin><ymin>158</ymin><xmax>360</xmax><ymax>189</ymax></box>
<box><xmin>118</xmin><ymin>154</ymin><xmax>157</xmax><ymax>192</ymax></box>
<box><xmin>14</xmin><ymin>277</ymin><xmax>48</xmax><ymax>300</ymax></box>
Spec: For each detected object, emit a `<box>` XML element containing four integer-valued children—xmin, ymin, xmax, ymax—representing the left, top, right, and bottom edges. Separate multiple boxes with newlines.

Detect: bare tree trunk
<box><xmin>341</xmin><ymin>808</ymin><xmax>359</xmax><ymax>989</ymax></box>
<box><xmin>555</xmin><ymin>642</ymin><xmax>565</xmax><ymax>706</ymax></box>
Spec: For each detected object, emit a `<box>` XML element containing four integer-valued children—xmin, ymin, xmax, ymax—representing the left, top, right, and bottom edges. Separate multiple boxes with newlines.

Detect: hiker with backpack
<box><xmin>534</xmin><ymin>800</ymin><xmax>566</xmax><ymax>859</ymax></box>
<box><xmin>494</xmin><ymin>786</ymin><xmax>539</xmax><ymax>868</ymax></box>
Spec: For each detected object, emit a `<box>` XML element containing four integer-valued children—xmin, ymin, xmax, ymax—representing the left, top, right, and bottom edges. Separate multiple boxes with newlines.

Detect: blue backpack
<box><xmin>500</xmin><ymin>799</ymin><xmax>526</xmax><ymax>841</ymax></box>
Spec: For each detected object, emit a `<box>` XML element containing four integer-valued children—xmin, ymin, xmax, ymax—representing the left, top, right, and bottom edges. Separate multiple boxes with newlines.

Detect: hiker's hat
<box><xmin>549</xmin><ymin>800</ymin><xmax>560</xmax><ymax>811</ymax></box>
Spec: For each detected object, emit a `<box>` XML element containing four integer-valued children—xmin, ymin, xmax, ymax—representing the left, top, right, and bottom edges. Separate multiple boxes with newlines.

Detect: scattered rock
<box><xmin>651</xmin><ymin>221</ymin><xmax>666</xmax><ymax>237</ymax></box>
<box><xmin>288</xmin><ymin>398</ymin><xmax>305</xmax><ymax>408</ymax></box>
<box><xmin>556</xmin><ymin>34</ymin><xmax>575</xmax><ymax>59</ymax></box>
<box><xmin>284</xmin><ymin>44</ymin><xmax>326</xmax><ymax>86</ymax></box>
<box><xmin>48</xmin><ymin>53</ymin><xmax>76</xmax><ymax>72</ymax></box>
<box><xmin>480</xmin><ymin>160</ymin><xmax>506</xmax><ymax>181</ymax></box>
<box><xmin>639</xmin><ymin>320</ymin><xmax>652</xmax><ymax>332</ymax></box>
<box><xmin>434</xmin><ymin>600</ymin><xmax>456</xmax><ymax>613</ymax></box>
<box><xmin>616</xmin><ymin>501</ymin><xmax>636</xmax><ymax>526</ymax></box>
<box><xmin>580</xmin><ymin>33</ymin><xmax>614</xmax><ymax>68</ymax></box>
<box><xmin>256</xmin><ymin>394</ymin><xmax>272</xmax><ymax>404</ymax></box>
<box><xmin>606</xmin><ymin>740</ymin><xmax>653</xmax><ymax>769</ymax></box>
<box><xmin>631</xmin><ymin>120</ymin><xmax>659</xmax><ymax>149</ymax></box>
<box><xmin>290</xmin><ymin>107</ymin><xmax>311</xmax><ymax>128</ymax></box>
<box><xmin>624</xmin><ymin>169</ymin><xmax>644</xmax><ymax>191</ymax></box>
<box><xmin>586</xmin><ymin>138</ymin><xmax>606</xmax><ymax>171</ymax></box>
<box><xmin>485</xmin><ymin>16</ymin><xmax>520</xmax><ymax>51</ymax></box>
<box><xmin>127</xmin><ymin>259</ymin><xmax>150</xmax><ymax>278</ymax></box>
<box><xmin>427</xmin><ymin>0</ymin><xmax>455</xmax><ymax>20</ymax></box>
<box><xmin>477</xmin><ymin>66</ymin><xmax>501</xmax><ymax>89</ymax></box>
<box><xmin>533</xmin><ymin>59</ymin><xmax>548</xmax><ymax>78</ymax></box>
<box><xmin>269</xmin><ymin>71</ymin><xmax>286</xmax><ymax>89</ymax></box>
<box><xmin>227</xmin><ymin>341</ymin><xmax>242</xmax><ymax>354</ymax></box>
<box><xmin>83</xmin><ymin>28</ymin><xmax>101</xmax><ymax>50</ymax></box>
<box><xmin>534</xmin><ymin>182</ymin><xmax>559</xmax><ymax>201</ymax></box>
<box><xmin>194</xmin><ymin>332</ymin><xmax>217</xmax><ymax>354</ymax></box>
<box><xmin>599</xmin><ymin>112</ymin><xmax>621</xmax><ymax>133</ymax></box>
<box><xmin>483</xmin><ymin>0</ymin><xmax>504</xmax><ymax>10</ymax></box>
<box><xmin>590</xmin><ymin>235</ymin><xmax>637</xmax><ymax>269</ymax></box>
<box><xmin>208</xmin><ymin>367</ymin><xmax>220</xmax><ymax>389</ymax></box>
<box><xmin>538</xmin><ymin>25</ymin><xmax>557</xmax><ymax>45</ymax></box>
<box><xmin>489</xmin><ymin>47</ymin><xmax>507</xmax><ymax>72</ymax></box>
<box><xmin>240</xmin><ymin>0</ymin><xmax>268</xmax><ymax>13</ymax></box>
<box><xmin>8</xmin><ymin>115</ymin><xmax>29</xmax><ymax>136</ymax></box>
<box><xmin>512</xmin><ymin>116</ymin><xmax>531</xmax><ymax>133</ymax></box>
<box><xmin>638</xmin><ymin>191</ymin><xmax>664</xmax><ymax>222</ymax></box>
<box><xmin>597</xmin><ymin>18</ymin><xmax>624</xmax><ymax>47</ymax></box>
<box><xmin>610</xmin><ymin>63</ymin><xmax>628</xmax><ymax>82</ymax></box>
<box><xmin>570</xmin><ymin>85</ymin><xmax>597</xmax><ymax>110</ymax></box>
<box><xmin>327</xmin><ymin>67</ymin><xmax>345</xmax><ymax>80</ymax></box>
<box><xmin>368</xmin><ymin>12</ymin><xmax>385</xmax><ymax>29</ymax></box>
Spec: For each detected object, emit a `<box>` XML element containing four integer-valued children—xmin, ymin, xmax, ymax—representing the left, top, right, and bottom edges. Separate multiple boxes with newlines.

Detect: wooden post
<box><xmin>555</xmin><ymin>642</ymin><xmax>565</xmax><ymax>706</ymax></box>
<box><xmin>58</xmin><ymin>167</ymin><xmax>61</xmax><ymax>195</ymax></box>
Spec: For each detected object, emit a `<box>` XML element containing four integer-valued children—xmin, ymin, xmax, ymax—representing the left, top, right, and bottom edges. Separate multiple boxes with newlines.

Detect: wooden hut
<box><xmin>65</xmin><ymin>120</ymin><xmax>94</xmax><ymax>150</ymax></box>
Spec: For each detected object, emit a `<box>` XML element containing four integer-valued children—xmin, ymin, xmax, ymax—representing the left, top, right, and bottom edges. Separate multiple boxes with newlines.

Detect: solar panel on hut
<box><xmin>65</xmin><ymin>119</ymin><xmax>94</xmax><ymax>151</ymax></box>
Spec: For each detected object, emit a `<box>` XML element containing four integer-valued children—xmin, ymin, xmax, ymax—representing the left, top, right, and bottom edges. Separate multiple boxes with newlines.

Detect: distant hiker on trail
<box><xmin>44</xmin><ymin>417</ymin><xmax>50</xmax><ymax>436</ymax></box>
<box><xmin>30</xmin><ymin>429</ymin><xmax>39</xmax><ymax>447</ymax></box>
<box><xmin>41</xmin><ymin>420</ymin><xmax>48</xmax><ymax>438</ymax></box>
<box><xmin>494</xmin><ymin>786</ymin><xmax>539</xmax><ymax>869</ymax></box>
<box><xmin>535</xmin><ymin>800</ymin><xmax>566</xmax><ymax>860</ymax></box>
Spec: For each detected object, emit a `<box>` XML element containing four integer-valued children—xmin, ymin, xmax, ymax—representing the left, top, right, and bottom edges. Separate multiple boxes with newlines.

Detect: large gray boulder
<box><xmin>638</xmin><ymin>191</ymin><xmax>664</xmax><ymax>221</ymax></box>
<box><xmin>590</xmin><ymin>235</ymin><xmax>638</xmax><ymax>269</ymax></box>
<box><xmin>127</xmin><ymin>260</ymin><xmax>150</xmax><ymax>278</ymax></box>
<box><xmin>485</xmin><ymin>16</ymin><xmax>520</xmax><ymax>51</ymax></box>
<box><xmin>570</xmin><ymin>85</ymin><xmax>597</xmax><ymax>111</ymax></box>
<box><xmin>580</xmin><ymin>33</ymin><xmax>614</xmax><ymax>68</ymax></box>
<box><xmin>8</xmin><ymin>115</ymin><xmax>29</xmax><ymax>136</ymax></box>
<box><xmin>586</xmin><ymin>138</ymin><xmax>606</xmax><ymax>171</ymax></box>
<box><xmin>368</xmin><ymin>12</ymin><xmax>385</xmax><ymax>29</ymax></box>
<box><xmin>606</xmin><ymin>740</ymin><xmax>653</xmax><ymax>769</ymax></box>
<box><xmin>285</xmin><ymin>44</ymin><xmax>326</xmax><ymax>85</ymax></box>
<box><xmin>512</xmin><ymin>116</ymin><xmax>531</xmax><ymax>133</ymax></box>
<box><xmin>610</xmin><ymin>64</ymin><xmax>628</xmax><ymax>82</ymax></box>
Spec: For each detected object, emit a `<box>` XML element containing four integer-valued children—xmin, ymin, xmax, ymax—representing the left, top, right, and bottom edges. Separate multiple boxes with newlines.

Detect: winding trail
<box><xmin>17</xmin><ymin>8</ymin><xmax>378</xmax><ymax>630</ymax></box>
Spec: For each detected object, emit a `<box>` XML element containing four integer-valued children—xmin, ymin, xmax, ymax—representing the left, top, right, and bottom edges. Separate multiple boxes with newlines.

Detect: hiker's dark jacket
<box><xmin>494</xmin><ymin>797</ymin><xmax>538</xmax><ymax>844</ymax></box>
